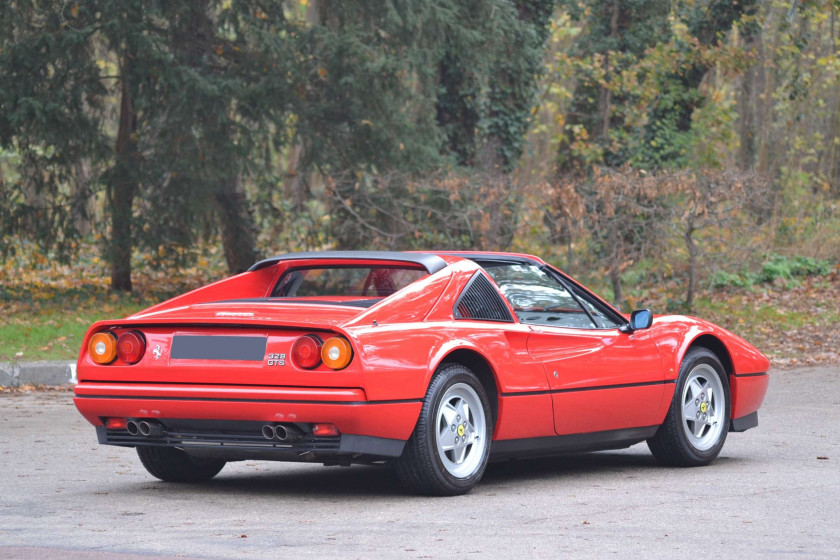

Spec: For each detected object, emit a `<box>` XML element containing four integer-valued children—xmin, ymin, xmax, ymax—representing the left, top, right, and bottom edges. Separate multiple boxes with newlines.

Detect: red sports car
<box><xmin>74</xmin><ymin>251</ymin><xmax>769</xmax><ymax>495</ymax></box>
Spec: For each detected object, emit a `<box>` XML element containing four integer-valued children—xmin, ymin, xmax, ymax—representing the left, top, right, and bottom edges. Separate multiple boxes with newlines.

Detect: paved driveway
<box><xmin>1</xmin><ymin>365</ymin><xmax>838</xmax><ymax>559</ymax></box>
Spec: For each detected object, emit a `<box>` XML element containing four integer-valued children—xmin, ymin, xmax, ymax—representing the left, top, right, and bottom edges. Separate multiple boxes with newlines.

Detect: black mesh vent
<box><xmin>453</xmin><ymin>272</ymin><xmax>514</xmax><ymax>322</ymax></box>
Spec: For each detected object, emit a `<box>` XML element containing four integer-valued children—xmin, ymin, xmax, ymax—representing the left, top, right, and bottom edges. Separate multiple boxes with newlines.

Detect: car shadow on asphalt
<box><xmin>112</xmin><ymin>448</ymin><xmax>710</xmax><ymax>499</ymax></box>
<box><xmin>483</xmin><ymin>450</ymin><xmax>658</xmax><ymax>483</ymax></box>
<box><xmin>136</xmin><ymin>462</ymin><xmax>407</xmax><ymax>498</ymax></box>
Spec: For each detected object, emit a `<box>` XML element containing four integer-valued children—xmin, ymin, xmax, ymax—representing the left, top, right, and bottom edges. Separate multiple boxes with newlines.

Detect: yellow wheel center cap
<box><xmin>457</xmin><ymin>425</ymin><xmax>465</xmax><ymax>437</ymax></box>
<box><xmin>700</xmin><ymin>402</ymin><xmax>708</xmax><ymax>413</ymax></box>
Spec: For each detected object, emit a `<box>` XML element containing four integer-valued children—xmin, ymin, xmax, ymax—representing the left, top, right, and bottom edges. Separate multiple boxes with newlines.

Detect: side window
<box><xmin>483</xmin><ymin>264</ymin><xmax>597</xmax><ymax>329</ymax></box>
<box><xmin>570</xmin><ymin>287</ymin><xmax>621</xmax><ymax>328</ymax></box>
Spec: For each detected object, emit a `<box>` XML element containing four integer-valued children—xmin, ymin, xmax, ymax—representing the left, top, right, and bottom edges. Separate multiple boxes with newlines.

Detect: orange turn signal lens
<box><xmin>89</xmin><ymin>332</ymin><xmax>117</xmax><ymax>364</ymax></box>
<box><xmin>321</xmin><ymin>337</ymin><xmax>353</xmax><ymax>370</ymax></box>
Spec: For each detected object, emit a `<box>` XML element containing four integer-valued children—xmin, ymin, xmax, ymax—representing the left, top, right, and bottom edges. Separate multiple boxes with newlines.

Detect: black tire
<box><xmin>136</xmin><ymin>446</ymin><xmax>226</xmax><ymax>482</ymax></box>
<box><xmin>393</xmin><ymin>363</ymin><xmax>492</xmax><ymax>496</ymax></box>
<box><xmin>648</xmin><ymin>347</ymin><xmax>731</xmax><ymax>467</ymax></box>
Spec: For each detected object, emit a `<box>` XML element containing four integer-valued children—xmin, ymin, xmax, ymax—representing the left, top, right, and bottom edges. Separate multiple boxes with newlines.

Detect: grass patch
<box><xmin>0</xmin><ymin>292</ymin><xmax>155</xmax><ymax>361</ymax></box>
<box><xmin>1</xmin><ymin>240</ymin><xmax>226</xmax><ymax>362</ymax></box>
<box><xmin>694</xmin><ymin>297</ymin><xmax>816</xmax><ymax>333</ymax></box>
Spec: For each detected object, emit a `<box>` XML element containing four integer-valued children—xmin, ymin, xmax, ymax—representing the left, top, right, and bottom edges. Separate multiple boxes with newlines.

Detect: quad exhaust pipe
<box><xmin>126</xmin><ymin>419</ymin><xmax>164</xmax><ymax>438</ymax></box>
<box><xmin>127</xmin><ymin>419</ymin><xmax>140</xmax><ymax>435</ymax></box>
<box><xmin>261</xmin><ymin>423</ymin><xmax>304</xmax><ymax>442</ymax></box>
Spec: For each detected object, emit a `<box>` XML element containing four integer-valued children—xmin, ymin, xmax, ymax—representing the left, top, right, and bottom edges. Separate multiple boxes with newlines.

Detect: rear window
<box><xmin>271</xmin><ymin>266</ymin><xmax>427</xmax><ymax>299</ymax></box>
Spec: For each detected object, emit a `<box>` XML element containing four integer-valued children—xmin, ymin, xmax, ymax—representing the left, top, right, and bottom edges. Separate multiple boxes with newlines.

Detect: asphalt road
<box><xmin>1</xmin><ymin>365</ymin><xmax>838</xmax><ymax>560</ymax></box>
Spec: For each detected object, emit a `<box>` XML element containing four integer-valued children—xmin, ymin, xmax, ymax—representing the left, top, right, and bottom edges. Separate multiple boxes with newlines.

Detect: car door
<box><xmin>484</xmin><ymin>263</ymin><xmax>668</xmax><ymax>436</ymax></box>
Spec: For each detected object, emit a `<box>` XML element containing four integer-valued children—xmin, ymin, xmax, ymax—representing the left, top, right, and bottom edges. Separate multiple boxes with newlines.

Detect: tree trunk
<box><xmin>755</xmin><ymin>9</ymin><xmax>780</xmax><ymax>177</ymax></box>
<box><xmin>215</xmin><ymin>176</ymin><xmax>260</xmax><ymax>274</ymax></box>
<box><xmin>685</xmin><ymin>221</ymin><xmax>698</xmax><ymax>313</ymax></box>
<box><xmin>109</xmin><ymin>62</ymin><xmax>137</xmax><ymax>292</ymax></box>
<box><xmin>610</xmin><ymin>266</ymin><xmax>623</xmax><ymax>309</ymax></box>
<box><xmin>597</xmin><ymin>0</ymin><xmax>621</xmax><ymax>142</ymax></box>
<box><xmin>73</xmin><ymin>159</ymin><xmax>93</xmax><ymax>237</ymax></box>
<box><xmin>285</xmin><ymin>142</ymin><xmax>307</xmax><ymax>211</ymax></box>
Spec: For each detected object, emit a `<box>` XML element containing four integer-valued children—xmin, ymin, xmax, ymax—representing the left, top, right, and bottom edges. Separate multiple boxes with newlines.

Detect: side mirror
<box><xmin>619</xmin><ymin>309</ymin><xmax>653</xmax><ymax>333</ymax></box>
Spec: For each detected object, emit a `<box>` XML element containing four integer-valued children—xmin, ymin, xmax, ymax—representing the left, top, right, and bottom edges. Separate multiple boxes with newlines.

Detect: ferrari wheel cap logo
<box><xmin>700</xmin><ymin>402</ymin><xmax>708</xmax><ymax>413</ymax></box>
<box><xmin>457</xmin><ymin>425</ymin><xmax>465</xmax><ymax>437</ymax></box>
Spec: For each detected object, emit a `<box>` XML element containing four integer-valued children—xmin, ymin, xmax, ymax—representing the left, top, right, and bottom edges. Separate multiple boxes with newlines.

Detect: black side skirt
<box><xmin>490</xmin><ymin>425</ymin><xmax>659</xmax><ymax>461</ymax></box>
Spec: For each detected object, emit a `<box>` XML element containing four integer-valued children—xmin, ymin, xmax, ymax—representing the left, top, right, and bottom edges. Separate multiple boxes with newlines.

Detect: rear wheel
<box><xmin>393</xmin><ymin>363</ymin><xmax>492</xmax><ymax>496</ymax></box>
<box><xmin>648</xmin><ymin>347</ymin><xmax>731</xmax><ymax>466</ymax></box>
<box><xmin>136</xmin><ymin>446</ymin><xmax>226</xmax><ymax>482</ymax></box>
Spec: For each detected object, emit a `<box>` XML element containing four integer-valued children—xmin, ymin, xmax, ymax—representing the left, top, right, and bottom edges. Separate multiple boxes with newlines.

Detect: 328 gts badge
<box><xmin>267</xmin><ymin>353</ymin><xmax>286</xmax><ymax>366</ymax></box>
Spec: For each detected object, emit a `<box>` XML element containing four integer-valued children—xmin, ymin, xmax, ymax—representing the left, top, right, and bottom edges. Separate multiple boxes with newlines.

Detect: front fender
<box><xmin>652</xmin><ymin>316</ymin><xmax>769</xmax><ymax>375</ymax></box>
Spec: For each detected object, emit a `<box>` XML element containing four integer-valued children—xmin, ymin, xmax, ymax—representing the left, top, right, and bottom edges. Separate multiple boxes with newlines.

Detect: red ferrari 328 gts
<box><xmin>74</xmin><ymin>251</ymin><xmax>769</xmax><ymax>495</ymax></box>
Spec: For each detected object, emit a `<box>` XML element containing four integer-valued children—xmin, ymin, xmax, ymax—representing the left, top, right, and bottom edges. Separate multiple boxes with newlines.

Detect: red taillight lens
<box><xmin>292</xmin><ymin>335</ymin><xmax>323</xmax><ymax>369</ymax></box>
<box><xmin>116</xmin><ymin>330</ymin><xmax>146</xmax><ymax>364</ymax></box>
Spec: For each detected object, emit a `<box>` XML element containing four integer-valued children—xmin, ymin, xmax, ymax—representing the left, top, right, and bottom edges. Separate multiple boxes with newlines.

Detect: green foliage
<box><xmin>712</xmin><ymin>254</ymin><xmax>833</xmax><ymax>289</ymax></box>
<box><xmin>2</xmin><ymin>0</ymin><xmax>839</xmax><ymax>307</ymax></box>
<box><xmin>554</xmin><ymin>0</ymin><xmax>755</xmax><ymax>173</ymax></box>
<box><xmin>759</xmin><ymin>254</ymin><xmax>833</xmax><ymax>283</ymax></box>
<box><xmin>293</xmin><ymin>0</ymin><xmax>555</xmax><ymax>174</ymax></box>
<box><xmin>294</xmin><ymin>0</ymin><xmax>554</xmax><ymax>248</ymax></box>
<box><xmin>710</xmin><ymin>270</ymin><xmax>756</xmax><ymax>289</ymax></box>
<box><xmin>0</xmin><ymin>1</ymin><xmax>305</xmax><ymax>280</ymax></box>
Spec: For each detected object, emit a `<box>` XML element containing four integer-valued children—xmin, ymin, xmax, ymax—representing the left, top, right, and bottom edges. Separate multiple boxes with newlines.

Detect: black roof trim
<box><xmin>248</xmin><ymin>251</ymin><xmax>448</xmax><ymax>274</ymax></box>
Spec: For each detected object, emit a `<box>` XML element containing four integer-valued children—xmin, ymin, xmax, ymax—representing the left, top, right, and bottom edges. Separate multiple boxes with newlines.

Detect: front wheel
<box><xmin>393</xmin><ymin>363</ymin><xmax>492</xmax><ymax>496</ymax></box>
<box><xmin>136</xmin><ymin>446</ymin><xmax>226</xmax><ymax>482</ymax></box>
<box><xmin>648</xmin><ymin>347</ymin><xmax>731</xmax><ymax>466</ymax></box>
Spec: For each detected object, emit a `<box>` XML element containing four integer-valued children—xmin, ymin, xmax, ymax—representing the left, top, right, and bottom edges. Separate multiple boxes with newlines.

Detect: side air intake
<box><xmin>453</xmin><ymin>272</ymin><xmax>514</xmax><ymax>322</ymax></box>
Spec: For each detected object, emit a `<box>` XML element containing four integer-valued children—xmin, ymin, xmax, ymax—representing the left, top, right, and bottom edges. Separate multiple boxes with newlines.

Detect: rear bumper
<box><xmin>94</xmin><ymin>421</ymin><xmax>405</xmax><ymax>462</ymax></box>
<box><xmin>74</xmin><ymin>382</ymin><xmax>422</xmax><ymax>442</ymax></box>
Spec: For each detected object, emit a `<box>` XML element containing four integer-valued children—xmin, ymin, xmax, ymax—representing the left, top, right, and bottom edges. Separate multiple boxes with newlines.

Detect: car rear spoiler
<box><xmin>248</xmin><ymin>251</ymin><xmax>449</xmax><ymax>275</ymax></box>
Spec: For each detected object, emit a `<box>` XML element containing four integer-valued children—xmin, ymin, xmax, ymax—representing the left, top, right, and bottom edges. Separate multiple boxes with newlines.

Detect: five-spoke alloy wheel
<box><xmin>393</xmin><ymin>363</ymin><xmax>492</xmax><ymax>496</ymax></box>
<box><xmin>435</xmin><ymin>382</ymin><xmax>488</xmax><ymax>479</ymax></box>
<box><xmin>648</xmin><ymin>347</ymin><xmax>731</xmax><ymax>467</ymax></box>
<box><xmin>680</xmin><ymin>363</ymin><xmax>726</xmax><ymax>451</ymax></box>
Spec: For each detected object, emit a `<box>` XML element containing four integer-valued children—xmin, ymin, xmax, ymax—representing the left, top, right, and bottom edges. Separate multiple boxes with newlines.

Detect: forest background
<box><xmin>1</xmin><ymin>0</ymin><xmax>839</xmax><ymax>366</ymax></box>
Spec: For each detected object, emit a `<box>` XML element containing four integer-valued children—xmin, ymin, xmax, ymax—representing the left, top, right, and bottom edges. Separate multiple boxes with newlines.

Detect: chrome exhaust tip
<box><xmin>261</xmin><ymin>424</ymin><xmax>276</xmax><ymax>440</ymax></box>
<box><xmin>137</xmin><ymin>420</ymin><xmax>163</xmax><ymax>438</ymax></box>
<box><xmin>274</xmin><ymin>423</ymin><xmax>303</xmax><ymax>442</ymax></box>
<box><xmin>126</xmin><ymin>420</ymin><xmax>139</xmax><ymax>436</ymax></box>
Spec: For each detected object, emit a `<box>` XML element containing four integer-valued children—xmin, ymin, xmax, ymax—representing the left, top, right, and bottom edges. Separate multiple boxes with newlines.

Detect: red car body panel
<box><xmin>73</xmin><ymin>251</ymin><xmax>769</xmax><ymax>463</ymax></box>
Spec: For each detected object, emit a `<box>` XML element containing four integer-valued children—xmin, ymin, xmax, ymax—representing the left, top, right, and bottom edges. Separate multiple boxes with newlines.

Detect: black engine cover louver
<box><xmin>453</xmin><ymin>272</ymin><xmax>514</xmax><ymax>322</ymax></box>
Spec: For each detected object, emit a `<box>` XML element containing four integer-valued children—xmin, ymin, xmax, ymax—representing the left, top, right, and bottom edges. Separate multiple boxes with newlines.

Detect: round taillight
<box><xmin>89</xmin><ymin>332</ymin><xmax>117</xmax><ymax>364</ymax></box>
<box><xmin>292</xmin><ymin>335</ymin><xmax>323</xmax><ymax>369</ymax></box>
<box><xmin>321</xmin><ymin>337</ymin><xmax>353</xmax><ymax>370</ymax></box>
<box><xmin>116</xmin><ymin>330</ymin><xmax>146</xmax><ymax>364</ymax></box>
